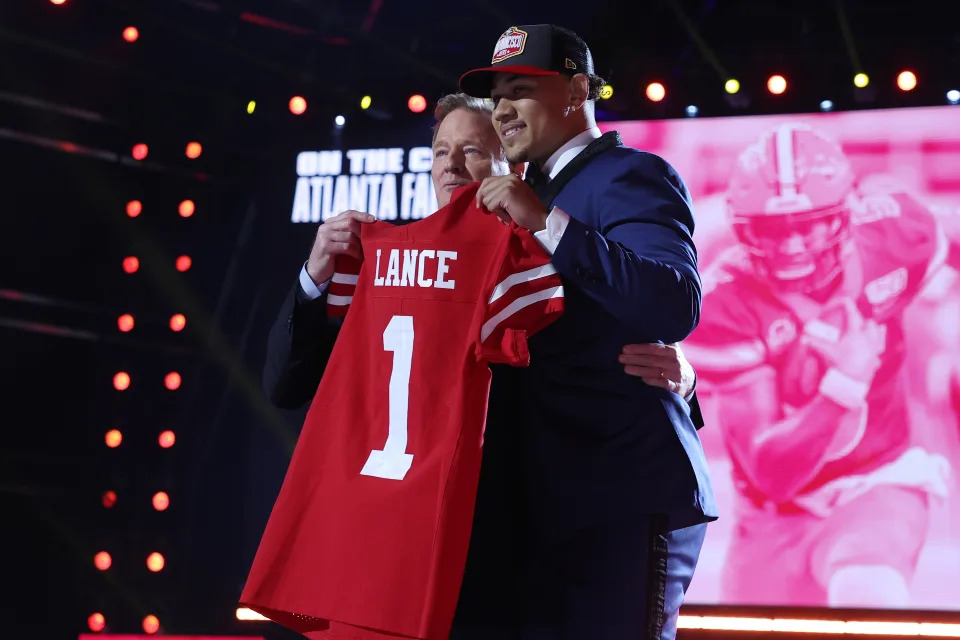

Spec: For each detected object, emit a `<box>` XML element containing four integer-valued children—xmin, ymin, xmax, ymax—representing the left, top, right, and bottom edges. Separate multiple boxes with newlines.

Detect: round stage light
<box><xmin>146</xmin><ymin>553</ymin><xmax>165</xmax><ymax>573</ymax></box>
<box><xmin>164</xmin><ymin>372</ymin><xmax>181</xmax><ymax>390</ymax></box>
<box><xmin>599</xmin><ymin>84</ymin><xmax>614</xmax><ymax>99</ymax></box>
<box><xmin>123</xmin><ymin>256</ymin><xmax>140</xmax><ymax>273</ymax></box>
<box><xmin>143</xmin><ymin>614</ymin><xmax>160</xmax><ymax>634</ymax></box>
<box><xmin>948</xmin><ymin>89</ymin><xmax>960</xmax><ymax>104</ymax></box>
<box><xmin>175</xmin><ymin>255</ymin><xmax>192</xmax><ymax>272</ymax></box>
<box><xmin>897</xmin><ymin>70</ymin><xmax>917</xmax><ymax>91</ymax></box>
<box><xmin>132</xmin><ymin>143</ymin><xmax>148</xmax><ymax>160</ymax></box>
<box><xmin>854</xmin><ymin>72</ymin><xmax>870</xmax><ymax>88</ymax></box>
<box><xmin>820</xmin><ymin>99</ymin><xmax>834</xmax><ymax>111</ymax></box>
<box><xmin>113</xmin><ymin>372</ymin><xmax>130</xmax><ymax>391</ymax></box>
<box><xmin>126</xmin><ymin>200</ymin><xmax>142</xmax><ymax>218</ymax></box>
<box><xmin>408</xmin><ymin>94</ymin><xmax>427</xmax><ymax>113</ymax></box>
<box><xmin>88</xmin><ymin>613</ymin><xmax>105</xmax><ymax>632</ymax></box>
<box><xmin>178</xmin><ymin>200</ymin><xmax>195</xmax><ymax>218</ymax></box>
<box><xmin>685</xmin><ymin>105</ymin><xmax>698</xmax><ymax>117</ymax></box>
<box><xmin>94</xmin><ymin>551</ymin><xmax>112</xmax><ymax>571</ymax></box>
<box><xmin>158</xmin><ymin>430</ymin><xmax>176</xmax><ymax>448</ymax></box>
<box><xmin>123</xmin><ymin>27</ymin><xmax>139</xmax><ymax>43</ymax></box>
<box><xmin>645</xmin><ymin>82</ymin><xmax>666</xmax><ymax>102</ymax></box>
<box><xmin>105</xmin><ymin>429</ymin><xmax>123</xmax><ymax>447</ymax></box>
<box><xmin>152</xmin><ymin>491</ymin><xmax>170</xmax><ymax>511</ymax></box>
<box><xmin>289</xmin><ymin>96</ymin><xmax>307</xmax><ymax>115</ymax></box>
<box><xmin>360</xmin><ymin>95</ymin><xmax>372</xmax><ymax>109</ymax></box>
<box><xmin>724</xmin><ymin>79</ymin><xmax>740</xmax><ymax>94</ymax></box>
<box><xmin>117</xmin><ymin>314</ymin><xmax>134</xmax><ymax>332</ymax></box>
<box><xmin>185</xmin><ymin>142</ymin><xmax>202</xmax><ymax>159</ymax></box>
<box><xmin>767</xmin><ymin>75</ymin><xmax>787</xmax><ymax>95</ymax></box>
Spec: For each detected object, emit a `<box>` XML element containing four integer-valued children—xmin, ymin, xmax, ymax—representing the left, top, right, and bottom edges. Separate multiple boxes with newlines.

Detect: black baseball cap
<box><xmin>459</xmin><ymin>24</ymin><xmax>595</xmax><ymax>98</ymax></box>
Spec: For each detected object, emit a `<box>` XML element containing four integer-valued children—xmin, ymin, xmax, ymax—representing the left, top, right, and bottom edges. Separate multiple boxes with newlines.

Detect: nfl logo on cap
<box><xmin>492</xmin><ymin>27</ymin><xmax>528</xmax><ymax>63</ymax></box>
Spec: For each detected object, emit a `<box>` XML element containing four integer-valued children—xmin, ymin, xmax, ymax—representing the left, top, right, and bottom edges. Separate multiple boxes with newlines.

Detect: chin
<box><xmin>504</xmin><ymin>146</ymin><xmax>529</xmax><ymax>164</ymax></box>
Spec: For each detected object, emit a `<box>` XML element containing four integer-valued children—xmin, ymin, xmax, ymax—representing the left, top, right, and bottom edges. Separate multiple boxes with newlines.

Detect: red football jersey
<box><xmin>239</xmin><ymin>183</ymin><xmax>564</xmax><ymax>640</ymax></box>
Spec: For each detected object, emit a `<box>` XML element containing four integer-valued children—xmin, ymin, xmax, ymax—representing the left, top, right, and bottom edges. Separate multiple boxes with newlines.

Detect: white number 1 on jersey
<box><xmin>360</xmin><ymin>315</ymin><xmax>415</xmax><ymax>480</ymax></box>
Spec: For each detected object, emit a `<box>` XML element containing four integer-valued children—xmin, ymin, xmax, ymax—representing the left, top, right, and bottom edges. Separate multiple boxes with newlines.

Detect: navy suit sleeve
<box><xmin>263</xmin><ymin>279</ymin><xmax>341</xmax><ymax>409</ymax></box>
<box><xmin>550</xmin><ymin>152</ymin><xmax>701</xmax><ymax>344</ymax></box>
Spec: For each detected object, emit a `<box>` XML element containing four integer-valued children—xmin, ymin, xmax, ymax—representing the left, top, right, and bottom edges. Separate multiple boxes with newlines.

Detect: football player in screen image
<box><xmin>684</xmin><ymin>122</ymin><xmax>960</xmax><ymax>607</ymax></box>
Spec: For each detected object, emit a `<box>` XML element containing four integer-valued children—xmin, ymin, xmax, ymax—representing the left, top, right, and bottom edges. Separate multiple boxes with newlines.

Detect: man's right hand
<box><xmin>305</xmin><ymin>210</ymin><xmax>376</xmax><ymax>285</ymax></box>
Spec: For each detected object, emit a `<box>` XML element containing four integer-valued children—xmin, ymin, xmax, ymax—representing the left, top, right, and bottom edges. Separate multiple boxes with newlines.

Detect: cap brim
<box><xmin>458</xmin><ymin>65</ymin><xmax>560</xmax><ymax>97</ymax></box>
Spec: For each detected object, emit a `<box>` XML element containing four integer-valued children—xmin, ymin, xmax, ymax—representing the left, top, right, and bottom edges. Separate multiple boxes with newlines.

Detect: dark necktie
<box><xmin>524</xmin><ymin>163</ymin><xmax>550</xmax><ymax>204</ymax></box>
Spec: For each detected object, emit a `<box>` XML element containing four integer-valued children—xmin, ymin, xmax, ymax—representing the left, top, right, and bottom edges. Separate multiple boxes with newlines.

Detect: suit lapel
<box><xmin>539</xmin><ymin>131</ymin><xmax>623</xmax><ymax>208</ymax></box>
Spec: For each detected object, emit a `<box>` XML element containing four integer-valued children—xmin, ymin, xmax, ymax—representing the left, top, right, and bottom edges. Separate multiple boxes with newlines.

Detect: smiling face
<box><xmin>430</xmin><ymin>107</ymin><xmax>510</xmax><ymax>208</ymax></box>
<box><xmin>490</xmin><ymin>72</ymin><xmax>589</xmax><ymax>166</ymax></box>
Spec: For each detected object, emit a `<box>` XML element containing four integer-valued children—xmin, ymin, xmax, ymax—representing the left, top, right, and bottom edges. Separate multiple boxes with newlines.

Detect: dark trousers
<box><xmin>451</xmin><ymin>516</ymin><xmax>708</xmax><ymax>640</ymax></box>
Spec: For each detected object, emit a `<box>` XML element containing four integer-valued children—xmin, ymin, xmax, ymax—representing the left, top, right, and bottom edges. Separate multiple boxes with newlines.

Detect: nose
<box><xmin>443</xmin><ymin>149</ymin><xmax>464</xmax><ymax>173</ymax></box>
<box><xmin>492</xmin><ymin>98</ymin><xmax>515</xmax><ymax>123</ymax></box>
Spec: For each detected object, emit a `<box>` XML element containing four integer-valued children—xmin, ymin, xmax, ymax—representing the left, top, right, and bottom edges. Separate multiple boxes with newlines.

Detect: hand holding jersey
<box><xmin>475</xmin><ymin>173</ymin><xmax>549</xmax><ymax>231</ymax></box>
<box><xmin>305</xmin><ymin>209</ymin><xmax>376</xmax><ymax>285</ymax></box>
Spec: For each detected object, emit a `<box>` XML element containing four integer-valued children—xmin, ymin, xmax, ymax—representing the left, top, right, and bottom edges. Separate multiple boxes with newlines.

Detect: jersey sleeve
<box><xmin>477</xmin><ymin>224</ymin><xmax>565</xmax><ymax>366</ymax></box>
<box><xmin>325</xmin><ymin>255</ymin><xmax>363</xmax><ymax>318</ymax></box>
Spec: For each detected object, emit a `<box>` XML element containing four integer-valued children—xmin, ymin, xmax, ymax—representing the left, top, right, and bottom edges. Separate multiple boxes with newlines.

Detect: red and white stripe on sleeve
<box><xmin>478</xmin><ymin>227</ymin><xmax>565</xmax><ymax>365</ymax></box>
<box><xmin>326</xmin><ymin>255</ymin><xmax>362</xmax><ymax>318</ymax></box>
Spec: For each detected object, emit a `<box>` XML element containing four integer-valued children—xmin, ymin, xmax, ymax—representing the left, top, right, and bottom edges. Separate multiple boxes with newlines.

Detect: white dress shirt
<box><xmin>530</xmin><ymin>125</ymin><xmax>602</xmax><ymax>255</ymax></box>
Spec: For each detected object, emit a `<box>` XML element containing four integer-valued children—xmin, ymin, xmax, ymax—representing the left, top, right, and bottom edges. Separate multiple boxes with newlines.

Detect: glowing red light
<box><xmin>408</xmin><ymin>94</ymin><xmax>427</xmax><ymax>113</ymax></box>
<box><xmin>767</xmin><ymin>74</ymin><xmax>787</xmax><ymax>95</ymax></box>
<box><xmin>132</xmin><ymin>143</ymin><xmax>148</xmax><ymax>160</ymax></box>
<box><xmin>113</xmin><ymin>372</ymin><xmax>130</xmax><ymax>391</ymax></box>
<box><xmin>122</xmin><ymin>256</ymin><xmax>140</xmax><ymax>273</ymax></box>
<box><xmin>164</xmin><ymin>372</ymin><xmax>182</xmax><ymax>390</ymax></box>
<box><xmin>185</xmin><ymin>142</ymin><xmax>202</xmax><ymax>159</ymax></box>
<box><xmin>123</xmin><ymin>27</ymin><xmax>139</xmax><ymax>43</ymax></box>
<box><xmin>178</xmin><ymin>200</ymin><xmax>195</xmax><ymax>218</ymax></box>
<box><xmin>143</xmin><ymin>614</ymin><xmax>160</xmax><ymax>634</ymax></box>
<box><xmin>169</xmin><ymin>314</ymin><xmax>186</xmax><ymax>332</ymax></box>
<box><xmin>289</xmin><ymin>96</ymin><xmax>307</xmax><ymax>115</ymax></box>
<box><xmin>645</xmin><ymin>82</ymin><xmax>666</xmax><ymax>102</ymax></box>
<box><xmin>175</xmin><ymin>255</ymin><xmax>192</xmax><ymax>272</ymax></box>
<box><xmin>146</xmin><ymin>553</ymin><xmax>165</xmax><ymax>572</ymax></box>
<box><xmin>117</xmin><ymin>314</ymin><xmax>135</xmax><ymax>332</ymax></box>
<box><xmin>105</xmin><ymin>429</ymin><xmax>123</xmax><ymax>448</ymax></box>
<box><xmin>158</xmin><ymin>430</ymin><xmax>176</xmax><ymax>448</ymax></box>
<box><xmin>102</xmin><ymin>490</ymin><xmax>118</xmax><ymax>508</ymax></box>
<box><xmin>94</xmin><ymin>551</ymin><xmax>112</xmax><ymax>571</ymax></box>
<box><xmin>88</xmin><ymin>613</ymin><xmax>105</xmax><ymax>632</ymax></box>
<box><xmin>897</xmin><ymin>70</ymin><xmax>917</xmax><ymax>91</ymax></box>
<box><xmin>153</xmin><ymin>491</ymin><xmax>170</xmax><ymax>511</ymax></box>
<box><xmin>126</xmin><ymin>200</ymin><xmax>142</xmax><ymax>218</ymax></box>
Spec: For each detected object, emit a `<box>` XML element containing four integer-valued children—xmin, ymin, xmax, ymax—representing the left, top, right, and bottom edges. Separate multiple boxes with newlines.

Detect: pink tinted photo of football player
<box><xmin>683</xmin><ymin>122</ymin><xmax>960</xmax><ymax>607</ymax></box>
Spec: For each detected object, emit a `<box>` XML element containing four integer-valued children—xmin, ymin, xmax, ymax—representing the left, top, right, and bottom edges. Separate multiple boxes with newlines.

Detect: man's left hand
<box><xmin>619</xmin><ymin>342</ymin><xmax>696</xmax><ymax>397</ymax></box>
<box><xmin>476</xmin><ymin>175</ymin><xmax>548</xmax><ymax>232</ymax></box>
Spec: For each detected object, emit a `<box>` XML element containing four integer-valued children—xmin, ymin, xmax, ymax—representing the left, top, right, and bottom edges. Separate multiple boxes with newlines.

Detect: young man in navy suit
<box><xmin>459</xmin><ymin>24</ymin><xmax>716</xmax><ymax>639</ymax></box>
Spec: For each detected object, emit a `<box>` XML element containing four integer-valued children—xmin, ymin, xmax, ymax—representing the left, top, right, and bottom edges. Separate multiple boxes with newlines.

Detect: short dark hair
<box><xmin>585</xmin><ymin>73</ymin><xmax>606</xmax><ymax>101</ymax></box>
<box><xmin>549</xmin><ymin>25</ymin><xmax>605</xmax><ymax>100</ymax></box>
<box><xmin>431</xmin><ymin>93</ymin><xmax>494</xmax><ymax>145</ymax></box>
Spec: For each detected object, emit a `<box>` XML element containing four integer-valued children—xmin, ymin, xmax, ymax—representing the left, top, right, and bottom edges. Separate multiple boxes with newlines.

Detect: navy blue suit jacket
<box><xmin>513</xmin><ymin>133</ymin><xmax>716</xmax><ymax>533</ymax></box>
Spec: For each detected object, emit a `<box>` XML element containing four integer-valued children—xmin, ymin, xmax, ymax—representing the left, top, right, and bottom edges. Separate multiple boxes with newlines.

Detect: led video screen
<box><xmin>601</xmin><ymin>106</ymin><xmax>960</xmax><ymax>609</ymax></box>
<box><xmin>270</xmin><ymin>105</ymin><xmax>960</xmax><ymax>611</ymax></box>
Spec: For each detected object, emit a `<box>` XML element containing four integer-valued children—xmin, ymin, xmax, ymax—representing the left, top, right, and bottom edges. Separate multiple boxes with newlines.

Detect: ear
<box><xmin>569</xmin><ymin>73</ymin><xmax>590</xmax><ymax>110</ymax></box>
